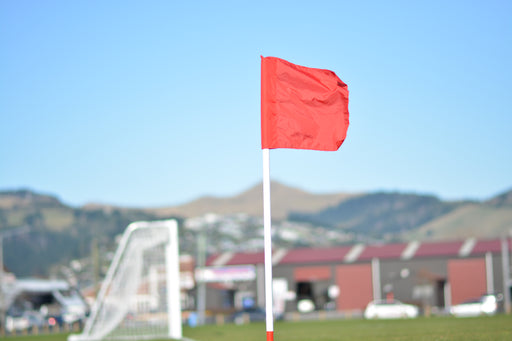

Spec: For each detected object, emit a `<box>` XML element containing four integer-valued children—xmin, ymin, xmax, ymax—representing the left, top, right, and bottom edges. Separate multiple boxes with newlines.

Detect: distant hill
<box><xmin>288</xmin><ymin>188</ymin><xmax>512</xmax><ymax>240</ymax></box>
<box><xmin>0</xmin><ymin>189</ymin><xmax>63</xmax><ymax>210</ymax></box>
<box><xmin>288</xmin><ymin>192</ymin><xmax>467</xmax><ymax>239</ymax></box>
<box><xmin>0</xmin><ymin>190</ymin><xmax>176</xmax><ymax>276</ymax></box>
<box><xmin>1</xmin><ymin>185</ymin><xmax>512</xmax><ymax>277</ymax></box>
<box><xmin>486</xmin><ymin>187</ymin><xmax>512</xmax><ymax>207</ymax></box>
<box><xmin>407</xmin><ymin>188</ymin><xmax>512</xmax><ymax>240</ymax></box>
<box><xmin>147</xmin><ymin>181</ymin><xmax>356</xmax><ymax>220</ymax></box>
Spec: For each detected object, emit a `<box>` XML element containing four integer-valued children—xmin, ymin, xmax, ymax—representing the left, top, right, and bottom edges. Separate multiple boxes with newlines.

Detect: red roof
<box><xmin>414</xmin><ymin>240</ymin><xmax>464</xmax><ymax>258</ymax></box>
<box><xmin>226</xmin><ymin>251</ymin><xmax>265</xmax><ymax>265</ymax></box>
<box><xmin>358</xmin><ymin>243</ymin><xmax>407</xmax><ymax>261</ymax></box>
<box><xmin>205</xmin><ymin>254</ymin><xmax>222</xmax><ymax>266</ymax></box>
<box><xmin>279</xmin><ymin>246</ymin><xmax>352</xmax><ymax>264</ymax></box>
<box><xmin>471</xmin><ymin>239</ymin><xmax>508</xmax><ymax>255</ymax></box>
<box><xmin>205</xmin><ymin>238</ymin><xmax>510</xmax><ymax>267</ymax></box>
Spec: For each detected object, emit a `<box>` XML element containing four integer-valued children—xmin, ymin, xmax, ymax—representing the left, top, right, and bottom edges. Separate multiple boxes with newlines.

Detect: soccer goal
<box><xmin>69</xmin><ymin>219</ymin><xmax>182</xmax><ymax>341</ymax></box>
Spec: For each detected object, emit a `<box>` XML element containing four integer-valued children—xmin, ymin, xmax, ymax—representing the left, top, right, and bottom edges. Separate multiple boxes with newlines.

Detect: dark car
<box><xmin>231</xmin><ymin>307</ymin><xmax>266</xmax><ymax>325</ymax></box>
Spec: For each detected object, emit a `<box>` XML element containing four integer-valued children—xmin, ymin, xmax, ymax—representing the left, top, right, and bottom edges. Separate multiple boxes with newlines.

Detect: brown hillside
<box><xmin>407</xmin><ymin>203</ymin><xmax>512</xmax><ymax>240</ymax></box>
<box><xmin>148</xmin><ymin>181</ymin><xmax>357</xmax><ymax>219</ymax></box>
<box><xmin>486</xmin><ymin>188</ymin><xmax>512</xmax><ymax>207</ymax></box>
<box><xmin>0</xmin><ymin>190</ymin><xmax>62</xmax><ymax>209</ymax></box>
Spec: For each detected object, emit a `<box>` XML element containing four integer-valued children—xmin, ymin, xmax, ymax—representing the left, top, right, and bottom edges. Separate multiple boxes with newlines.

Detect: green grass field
<box><xmin>4</xmin><ymin>315</ymin><xmax>512</xmax><ymax>341</ymax></box>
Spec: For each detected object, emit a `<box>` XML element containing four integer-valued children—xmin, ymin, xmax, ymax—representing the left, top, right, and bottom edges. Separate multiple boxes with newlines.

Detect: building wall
<box><xmin>490</xmin><ymin>253</ymin><xmax>506</xmax><ymax>298</ymax></box>
<box><xmin>294</xmin><ymin>266</ymin><xmax>331</xmax><ymax>282</ymax></box>
<box><xmin>274</xmin><ymin>264</ymin><xmax>336</xmax><ymax>312</ymax></box>
<box><xmin>379</xmin><ymin>258</ymin><xmax>449</xmax><ymax>307</ymax></box>
<box><xmin>201</xmin><ymin>239</ymin><xmax>511</xmax><ymax>315</ymax></box>
<box><xmin>335</xmin><ymin>264</ymin><xmax>373</xmax><ymax>310</ymax></box>
<box><xmin>448</xmin><ymin>258</ymin><xmax>486</xmax><ymax>305</ymax></box>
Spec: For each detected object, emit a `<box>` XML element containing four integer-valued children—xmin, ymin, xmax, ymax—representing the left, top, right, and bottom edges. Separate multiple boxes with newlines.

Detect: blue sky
<box><xmin>1</xmin><ymin>1</ymin><xmax>511</xmax><ymax>207</ymax></box>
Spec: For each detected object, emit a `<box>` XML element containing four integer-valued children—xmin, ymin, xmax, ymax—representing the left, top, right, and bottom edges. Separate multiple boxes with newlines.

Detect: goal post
<box><xmin>69</xmin><ymin>219</ymin><xmax>182</xmax><ymax>341</ymax></box>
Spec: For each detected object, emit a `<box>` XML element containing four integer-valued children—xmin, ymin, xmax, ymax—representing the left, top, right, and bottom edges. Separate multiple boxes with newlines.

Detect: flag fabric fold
<box><xmin>261</xmin><ymin>56</ymin><xmax>349</xmax><ymax>151</ymax></box>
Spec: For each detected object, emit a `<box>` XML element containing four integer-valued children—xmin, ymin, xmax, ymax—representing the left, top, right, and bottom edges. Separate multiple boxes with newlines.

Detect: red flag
<box><xmin>261</xmin><ymin>56</ymin><xmax>349</xmax><ymax>151</ymax></box>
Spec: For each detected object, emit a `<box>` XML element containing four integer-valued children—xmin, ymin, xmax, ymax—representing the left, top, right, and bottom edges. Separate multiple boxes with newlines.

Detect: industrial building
<box><xmin>200</xmin><ymin>238</ymin><xmax>511</xmax><ymax>316</ymax></box>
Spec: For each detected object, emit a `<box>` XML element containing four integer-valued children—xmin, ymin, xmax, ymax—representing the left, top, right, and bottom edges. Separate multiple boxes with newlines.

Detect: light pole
<box><xmin>0</xmin><ymin>226</ymin><xmax>30</xmax><ymax>329</ymax></box>
<box><xmin>195</xmin><ymin>228</ymin><xmax>206</xmax><ymax>326</ymax></box>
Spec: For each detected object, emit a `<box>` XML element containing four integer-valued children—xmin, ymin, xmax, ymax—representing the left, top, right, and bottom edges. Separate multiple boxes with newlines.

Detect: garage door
<box><xmin>448</xmin><ymin>258</ymin><xmax>486</xmax><ymax>305</ymax></box>
<box><xmin>336</xmin><ymin>264</ymin><xmax>373</xmax><ymax>310</ymax></box>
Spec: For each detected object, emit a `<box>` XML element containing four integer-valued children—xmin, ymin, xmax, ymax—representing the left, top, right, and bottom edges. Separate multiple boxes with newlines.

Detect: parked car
<box><xmin>5</xmin><ymin>311</ymin><xmax>45</xmax><ymax>332</ymax></box>
<box><xmin>450</xmin><ymin>294</ymin><xmax>498</xmax><ymax>317</ymax></box>
<box><xmin>364</xmin><ymin>299</ymin><xmax>419</xmax><ymax>319</ymax></box>
<box><xmin>231</xmin><ymin>307</ymin><xmax>267</xmax><ymax>325</ymax></box>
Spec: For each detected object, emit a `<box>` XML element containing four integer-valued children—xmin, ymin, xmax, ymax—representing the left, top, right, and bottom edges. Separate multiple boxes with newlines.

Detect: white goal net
<box><xmin>69</xmin><ymin>220</ymin><xmax>182</xmax><ymax>341</ymax></box>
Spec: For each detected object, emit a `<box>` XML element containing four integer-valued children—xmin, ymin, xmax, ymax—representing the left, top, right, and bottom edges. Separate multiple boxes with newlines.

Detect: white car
<box><xmin>5</xmin><ymin>311</ymin><xmax>45</xmax><ymax>332</ymax></box>
<box><xmin>364</xmin><ymin>299</ymin><xmax>419</xmax><ymax>319</ymax></box>
<box><xmin>450</xmin><ymin>295</ymin><xmax>497</xmax><ymax>317</ymax></box>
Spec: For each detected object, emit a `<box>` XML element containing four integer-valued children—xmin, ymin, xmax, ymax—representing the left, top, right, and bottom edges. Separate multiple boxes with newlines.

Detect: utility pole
<box><xmin>502</xmin><ymin>238</ymin><xmax>511</xmax><ymax>314</ymax></box>
<box><xmin>91</xmin><ymin>238</ymin><xmax>100</xmax><ymax>298</ymax></box>
<box><xmin>196</xmin><ymin>229</ymin><xmax>206</xmax><ymax>325</ymax></box>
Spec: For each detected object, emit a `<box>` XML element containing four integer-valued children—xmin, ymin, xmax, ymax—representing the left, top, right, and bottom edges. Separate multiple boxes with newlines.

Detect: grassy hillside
<box><xmin>289</xmin><ymin>192</ymin><xmax>465</xmax><ymax>239</ymax></box>
<box><xmin>486</xmin><ymin>187</ymin><xmax>512</xmax><ymax>207</ymax></box>
<box><xmin>148</xmin><ymin>181</ymin><xmax>356</xmax><ymax>220</ymax></box>
<box><xmin>0</xmin><ymin>190</ymin><xmax>180</xmax><ymax>276</ymax></box>
<box><xmin>408</xmin><ymin>203</ymin><xmax>512</xmax><ymax>240</ymax></box>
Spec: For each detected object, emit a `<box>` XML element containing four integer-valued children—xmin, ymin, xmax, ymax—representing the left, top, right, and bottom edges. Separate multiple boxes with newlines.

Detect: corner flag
<box><xmin>261</xmin><ymin>56</ymin><xmax>349</xmax><ymax>151</ymax></box>
<box><xmin>260</xmin><ymin>56</ymin><xmax>349</xmax><ymax>341</ymax></box>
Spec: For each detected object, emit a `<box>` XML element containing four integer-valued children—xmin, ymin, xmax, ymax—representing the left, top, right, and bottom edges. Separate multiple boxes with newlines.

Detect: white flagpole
<box><xmin>262</xmin><ymin>148</ymin><xmax>274</xmax><ymax>341</ymax></box>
